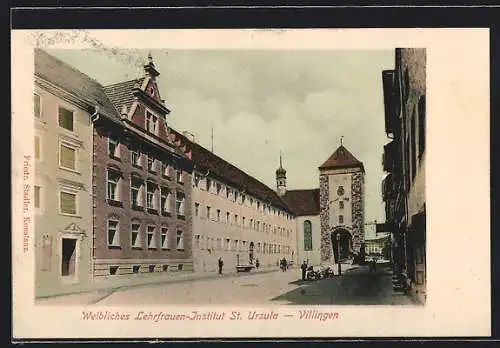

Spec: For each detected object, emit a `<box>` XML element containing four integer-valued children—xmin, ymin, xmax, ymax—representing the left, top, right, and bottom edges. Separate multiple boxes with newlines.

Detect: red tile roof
<box><xmin>319</xmin><ymin>145</ymin><xmax>364</xmax><ymax>172</ymax></box>
<box><xmin>282</xmin><ymin>189</ymin><xmax>320</xmax><ymax>216</ymax></box>
<box><xmin>103</xmin><ymin>78</ymin><xmax>145</xmax><ymax>112</ymax></box>
<box><xmin>169</xmin><ymin>128</ymin><xmax>294</xmax><ymax>214</ymax></box>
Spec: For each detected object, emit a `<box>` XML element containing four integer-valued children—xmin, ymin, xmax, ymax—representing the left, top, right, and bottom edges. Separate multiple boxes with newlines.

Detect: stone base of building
<box><xmin>92</xmin><ymin>258</ymin><xmax>194</xmax><ymax>277</ymax></box>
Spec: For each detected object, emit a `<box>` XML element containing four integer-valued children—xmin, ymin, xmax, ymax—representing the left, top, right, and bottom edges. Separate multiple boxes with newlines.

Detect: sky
<box><xmin>48</xmin><ymin>48</ymin><xmax>394</xmax><ymax>223</ymax></box>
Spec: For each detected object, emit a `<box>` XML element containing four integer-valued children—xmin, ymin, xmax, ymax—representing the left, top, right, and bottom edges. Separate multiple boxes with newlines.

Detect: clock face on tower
<box><xmin>337</xmin><ymin>186</ymin><xmax>344</xmax><ymax>196</ymax></box>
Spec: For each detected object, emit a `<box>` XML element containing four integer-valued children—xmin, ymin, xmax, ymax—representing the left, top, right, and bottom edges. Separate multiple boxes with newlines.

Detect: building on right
<box><xmin>381</xmin><ymin>48</ymin><xmax>426</xmax><ymax>304</ymax></box>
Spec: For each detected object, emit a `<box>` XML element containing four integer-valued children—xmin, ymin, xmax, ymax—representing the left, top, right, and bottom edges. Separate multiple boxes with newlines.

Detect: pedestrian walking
<box><xmin>300</xmin><ymin>260</ymin><xmax>308</xmax><ymax>280</ymax></box>
<box><xmin>218</xmin><ymin>257</ymin><xmax>224</xmax><ymax>275</ymax></box>
<box><xmin>283</xmin><ymin>258</ymin><xmax>287</xmax><ymax>272</ymax></box>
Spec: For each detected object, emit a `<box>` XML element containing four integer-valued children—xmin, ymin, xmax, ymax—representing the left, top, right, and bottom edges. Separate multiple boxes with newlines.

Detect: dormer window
<box><xmin>146</xmin><ymin>111</ymin><xmax>158</xmax><ymax>135</ymax></box>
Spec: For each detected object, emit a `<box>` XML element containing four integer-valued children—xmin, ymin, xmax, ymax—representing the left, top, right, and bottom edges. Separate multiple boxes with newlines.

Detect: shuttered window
<box><xmin>60</xmin><ymin>191</ymin><xmax>77</xmax><ymax>215</ymax></box>
<box><xmin>34</xmin><ymin>136</ymin><xmax>40</xmax><ymax>159</ymax></box>
<box><xmin>60</xmin><ymin>144</ymin><xmax>76</xmax><ymax>170</ymax></box>
<box><xmin>34</xmin><ymin>94</ymin><xmax>41</xmax><ymax>118</ymax></box>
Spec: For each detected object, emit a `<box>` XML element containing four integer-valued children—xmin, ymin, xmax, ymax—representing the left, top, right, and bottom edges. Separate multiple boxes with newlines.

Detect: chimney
<box><xmin>183</xmin><ymin>131</ymin><xmax>195</xmax><ymax>143</ymax></box>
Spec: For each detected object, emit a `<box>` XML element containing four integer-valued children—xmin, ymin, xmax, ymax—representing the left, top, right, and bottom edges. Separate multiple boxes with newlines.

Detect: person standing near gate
<box><xmin>300</xmin><ymin>260</ymin><xmax>308</xmax><ymax>280</ymax></box>
<box><xmin>218</xmin><ymin>257</ymin><xmax>224</xmax><ymax>275</ymax></box>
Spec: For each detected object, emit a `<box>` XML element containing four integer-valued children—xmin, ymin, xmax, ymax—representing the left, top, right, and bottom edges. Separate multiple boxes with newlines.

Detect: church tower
<box><xmin>318</xmin><ymin>138</ymin><xmax>365</xmax><ymax>264</ymax></box>
<box><xmin>276</xmin><ymin>153</ymin><xmax>287</xmax><ymax>197</ymax></box>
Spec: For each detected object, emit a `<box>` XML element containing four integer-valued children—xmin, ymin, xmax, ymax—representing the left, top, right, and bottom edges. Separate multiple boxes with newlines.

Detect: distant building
<box><xmin>381</xmin><ymin>48</ymin><xmax>426</xmax><ymax>304</ymax></box>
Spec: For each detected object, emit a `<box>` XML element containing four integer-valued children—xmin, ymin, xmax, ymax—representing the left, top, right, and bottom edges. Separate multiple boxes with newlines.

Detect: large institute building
<box><xmin>33</xmin><ymin>50</ymin><xmax>366</xmax><ymax>297</ymax></box>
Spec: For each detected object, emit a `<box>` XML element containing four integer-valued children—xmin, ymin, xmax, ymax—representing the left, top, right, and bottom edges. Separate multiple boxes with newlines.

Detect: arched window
<box><xmin>303</xmin><ymin>220</ymin><xmax>312</xmax><ymax>251</ymax></box>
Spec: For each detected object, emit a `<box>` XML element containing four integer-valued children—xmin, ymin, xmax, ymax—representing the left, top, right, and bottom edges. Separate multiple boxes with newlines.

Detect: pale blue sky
<box><xmin>48</xmin><ymin>48</ymin><xmax>394</xmax><ymax>222</ymax></box>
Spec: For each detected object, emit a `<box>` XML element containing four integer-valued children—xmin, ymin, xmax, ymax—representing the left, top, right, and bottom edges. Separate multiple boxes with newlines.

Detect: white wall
<box><xmin>34</xmin><ymin>84</ymin><xmax>93</xmax><ymax>297</ymax></box>
<box><xmin>295</xmin><ymin>215</ymin><xmax>321</xmax><ymax>266</ymax></box>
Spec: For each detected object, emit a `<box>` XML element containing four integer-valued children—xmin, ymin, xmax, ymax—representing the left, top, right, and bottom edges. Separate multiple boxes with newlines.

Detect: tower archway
<box><xmin>331</xmin><ymin>228</ymin><xmax>353</xmax><ymax>263</ymax></box>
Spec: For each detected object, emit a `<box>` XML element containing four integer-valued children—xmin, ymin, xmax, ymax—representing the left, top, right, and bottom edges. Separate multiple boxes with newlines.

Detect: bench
<box><xmin>236</xmin><ymin>265</ymin><xmax>254</xmax><ymax>272</ymax></box>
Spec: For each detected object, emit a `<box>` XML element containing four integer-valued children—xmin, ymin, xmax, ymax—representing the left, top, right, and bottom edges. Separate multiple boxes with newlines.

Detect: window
<box><xmin>242</xmin><ymin>216</ymin><xmax>245</xmax><ymax>227</ymax></box>
<box><xmin>147</xmin><ymin>154</ymin><xmax>156</xmax><ymax>172</ymax></box>
<box><xmin>176</xmin><ymin>230</ymin><xmax>184</xmax><ymax>250</ymax></box>
<box><xmin>59</xmin><ymin>143</ymin><xmax>76</xmax><ymax>170</ymax></box>
<box><xmin>146</xmin><ymin>111</ymin><xmax>158</xmax><ymax>135</ymax></box>
<box><xmin>234</xmin><ymin>192</ymin><xmax>239</xmax><ymax>202</ymax></box>
<box><xmin>130</xmin><ymin>177</ymin><xmax>143</xmax><ymax>209</ymax></box>
<box><xmin>216</xmin><ymin>183</ymin><xmax>221</xmax><ymax>195</ymax></box>
<box><xmin>193</xmin><ymin>173</ymin><xmax>201</xmax><ymax>187</ymax></box>
<box><xmin>34</xmin><ymin>186</ymin><xmax>40</xmax><ymax>208</ymax></box>
<box><xmin>250</xmin><ymin>219</ymin><xmax>253</xmax><ymax>228</ymax></box>
<box><xmin>147</xmin><ymin>225</ymin><xmax>156</xmax><ymax>249</ymax></box>
<box><xmin>34</xmin><ymin>94</ymin><xmax>41</xmax><ymax>118</ymax></box>
<box><xmin>194</xmin><ymin>235</ymin><xmax>201</xmax><ymax>248</ymax></box>
<box><xmin>233</xmin><ymin>240</ymin><xmax>239</xmax><ymax>252</ymax></box>
<box><xmin>107</xmin><ymin>219</ymin><xmax>120</xmax><ymax>248</ymax></box>
<box><xmin>234</xmin><ymin>214</ymin><xmax>238</xmax><ymax>225</ymax></box>
<box><xmin>176</xmin><ymin>191</ymin><xmax>185</xmax><ymax>217</ymax></box>
<box><xmin>418</xmin><ymin>96</ymin><xmax>426</xmax><ymax>159</ymax></box>
<box><xmin>60</xmin><ymin>189</ymin><xmax>77</xmax><ymax>215</ymax></box>
<box><xmin>225</xmin><ymin>238</ymin><xmax>231</xmax><ymax>251</ymax></box>
<box><xmin>163</xmin><ymin>161</ymin><xmax>171</xmax><ymax>178</ymax></box>
<box><xmin>34</xmin><ymin>136</ymin><xmax>41</xmax><ymax>159</ymax></box>
<box><xmin>242</xmin><ymin>195</ymin><xmax>246</xmax><ymax>204</ymax></box>
<box><xmin>146</xmin><ymin>182</ymin><xmax>156</xmax><ymax>210</ymax></box>
<box><xmin>257</xmin><ymin>221</ymin><xmax>260</xmax><ymax>231</ymax></box>
<box><xmin>206</xmin><ymin>178</ymin><xmax>211</xmax><ymax>192</ymax></box>
<box><xmin>58</xmin><ymin>106</ymin><xmax>74</xmax><ymax>131</ymax></box>
<box><xmin>107</xmin><ymin>169</ymin><xmax>121</xmax><ymax>201</ymax></box>
<box><xmin>131</xmin><ymin>145</ymin><xmax>141</xmax><ymax>167</ymax></box>
<box><xmin>226</xmin><ymin>212</ymin><xmax>230</xmax><ymax>223</ymax></box>
<box><xmin>339</xmin><ymin>215</ymin><xmax>344</xmax><ymax>224</ymax></box>
<box><xmin>206</xmin><ymin>206</ymin><xmax>211</xmax><ymax>219</ymax></box>
<box><xmin>176</xmin><ymin>166</ymin><xmax>184</xmax><ymax>184</ymax></box>
<box><xmin>216</xmin><ymin>209</ymin><xmax>221</xmax><ymax>221</ymax></box>
<box><xmin>131</xmin><ymin>223</ymin><xmax>141</xmax><ymax>248</ymax></box>
<box><xmin>108</xmin><ymin>136</ymin><xmax>120</xmax><ymax>159</ymax></box>
<box><xmin>339</xmin><ymin>201</ymin><xmax>344</xmax><ymax>209</ymax></box>
<box><xmin>257</xmin><ymin>201</ymin><xmax>261</xmax><ymax>209</ymax></box>
<box><xmin>161</xmin><ymin>227</ymin><xmax>168</xmax><ymax>249</ymax></box>
<box><xmin>303</xmin><ymin>220</ymin><xmax>312</xmax><ymax>251</ymax></box>
<box><xmin>194</xmin><ymin>203</ymin><xmax>200</xmax><ymax>216</ymax></box>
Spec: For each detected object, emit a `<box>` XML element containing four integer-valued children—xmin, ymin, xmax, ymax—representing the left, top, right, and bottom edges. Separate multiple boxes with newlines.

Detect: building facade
<box><xmin>92</xmin><ymin>55</ymin><xmax>195</xmax><ymax>278</ymax></box>
<box><xmin>175</xmin><ymin>134</ymin><xmax>298</xmax><ymax>273</ymax></box>
<box><xmin>381</xmin><ymin>48</ymin><xmax>426</xmax><ymax>304</ymax></box>
<box><xmin>34</xmin><ymin>49</ymin><xmax>95</xmax><ymax>297</ymax></box>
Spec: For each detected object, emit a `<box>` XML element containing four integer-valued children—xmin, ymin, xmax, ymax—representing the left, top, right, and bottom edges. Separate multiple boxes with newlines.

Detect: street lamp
<box><xmin>337</xmin><ymin>233</ymin><xmax>342</xmax><ymax>276</ymax></box>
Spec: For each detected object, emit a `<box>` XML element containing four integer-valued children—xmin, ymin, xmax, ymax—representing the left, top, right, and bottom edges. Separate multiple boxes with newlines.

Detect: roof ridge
<box><xmin>103</xmin><ymin>77</ymin><xmax>144</xmax><ymax>88</ymax></box>
<box><xmin>170</xmin><ymin>127</ymin><xmax>292</xmax><ymax>210</ymax></box>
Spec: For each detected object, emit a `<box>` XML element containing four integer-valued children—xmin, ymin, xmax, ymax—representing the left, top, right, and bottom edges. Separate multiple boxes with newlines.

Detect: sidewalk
<box><xmin>36</xmin><ymin>266</ymin><xmax>281</xmax><ymax>305</ymax></box>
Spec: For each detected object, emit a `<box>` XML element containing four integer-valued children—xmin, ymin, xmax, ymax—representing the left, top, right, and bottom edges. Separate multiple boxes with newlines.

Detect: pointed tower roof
<box><xmin>319</xmin><ymin>145</ymin><xmax>365</xmax><ymax>172</ymax></box>
<box><xmin>276</xmin><ymin>152</ymin><xmax>286</xmax><ymax>176</ymax></box>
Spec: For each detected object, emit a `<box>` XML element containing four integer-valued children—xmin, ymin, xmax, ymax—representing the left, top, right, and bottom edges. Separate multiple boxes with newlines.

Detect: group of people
<box><xmin>279</xmin><ymin>258</ymin><xmax>289</xmax><ymax>272</ymax></box>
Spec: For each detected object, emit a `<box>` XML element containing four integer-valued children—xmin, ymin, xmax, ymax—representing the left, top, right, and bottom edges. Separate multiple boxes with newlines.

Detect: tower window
<box><xmin>339</xmin><ymin>215</ymin><xmax>344</xmax><ymax>224</ymax></box>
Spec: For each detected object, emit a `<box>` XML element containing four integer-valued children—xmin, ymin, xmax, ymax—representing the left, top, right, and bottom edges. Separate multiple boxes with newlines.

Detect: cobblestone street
<box><xmin>37</xmin><ymin>264</ymin><xmax>417</xmax><ymax>306</ymax></box>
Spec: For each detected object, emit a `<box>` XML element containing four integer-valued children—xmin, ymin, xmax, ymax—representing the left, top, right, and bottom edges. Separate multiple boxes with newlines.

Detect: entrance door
<box><xmin>61</xmin><ymin>238</ymin><xmax>77</xmax><ymax>277</ymax></box>
<box><xmin>331</xmin><ymin>230</ymin><xmax>352</xmax><ymax>263</ymax></box>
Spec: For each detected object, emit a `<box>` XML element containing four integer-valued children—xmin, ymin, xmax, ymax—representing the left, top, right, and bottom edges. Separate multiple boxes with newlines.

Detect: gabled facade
<box><xmin>381</xmin><ymin>48</ymin><xmax>426</xmax><ymax>304</ymax></box>
<box><xmin>92</xmin><ymin>55</ymin><xmax>194</xmax><ymax>278</ymax></box>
